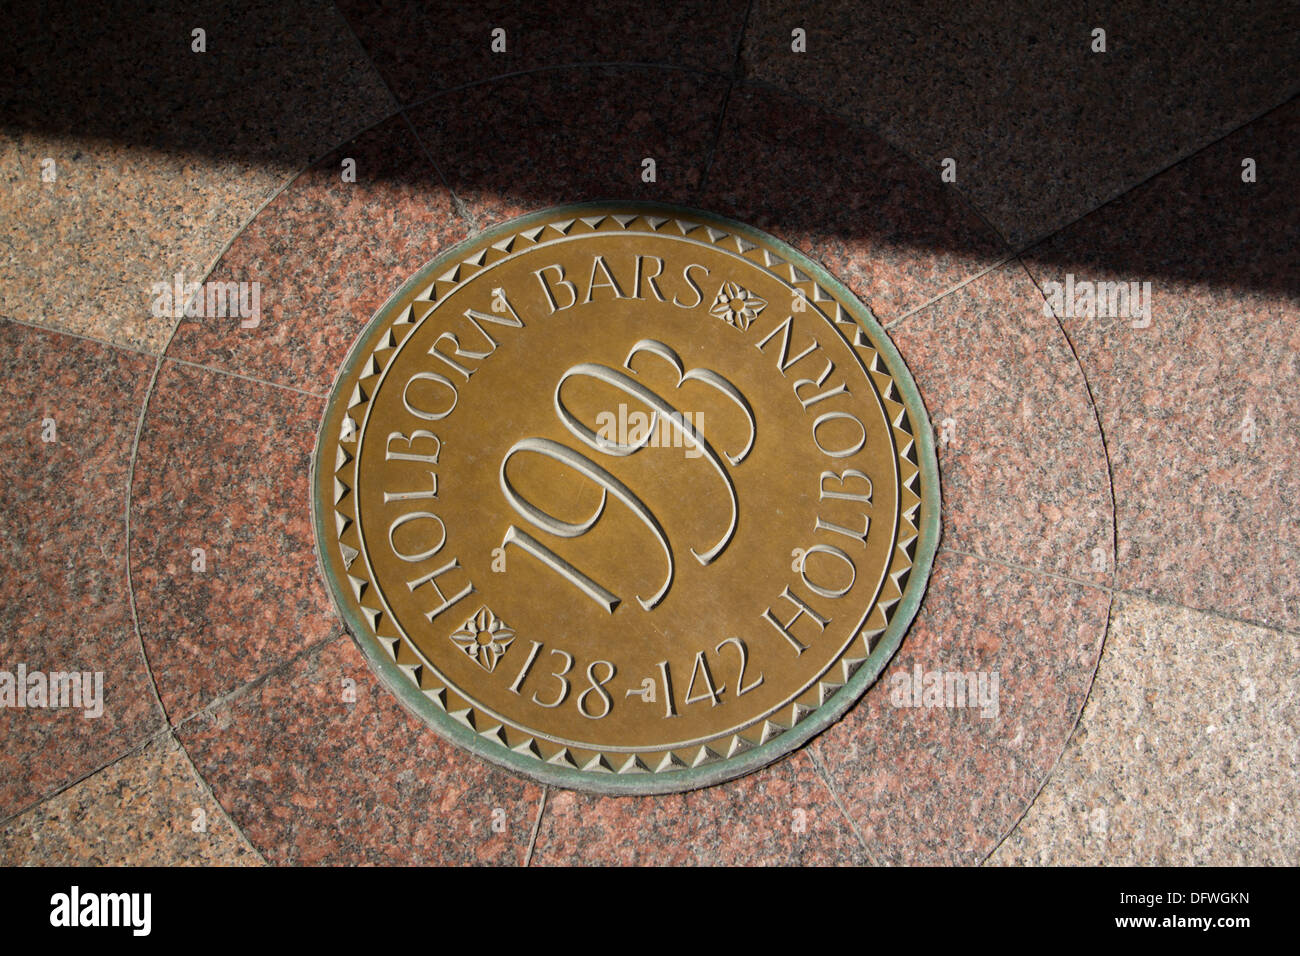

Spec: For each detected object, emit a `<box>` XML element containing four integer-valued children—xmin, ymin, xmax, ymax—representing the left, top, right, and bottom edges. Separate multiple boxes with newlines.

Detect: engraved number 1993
<box><xmin>499</xmin><ymin>339</ymin><xmax>756</xmax><ymax>614</ymax></box>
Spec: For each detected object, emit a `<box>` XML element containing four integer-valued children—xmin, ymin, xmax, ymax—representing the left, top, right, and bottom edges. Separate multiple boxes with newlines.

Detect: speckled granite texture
<box><xmin>164</xmin><ymin>116</ymin><xmax>468</xmax><ymax>394</ymax></box>
<box><xmin>744</xmin><ymin>0</ymin><xmax>1300</xmax><ymax>247</ymax></box>
<box><xmin>991</xmin><ymin>595</ymin><xmax>1299</xmax><ymax>866</ymax></box>
<box><xmin>811</xmin><ymin>550</ymin><xmax>1109</xmax><ymax>864</ymax></box>
<box><xmin>0</xmin><ymin>735</ymin><xmax>261</xmax><ymax>866</ymax></box>
<box><xmin>699</xmin><ymin>83</ymin><xmax>1009</xmax><ymax>323</ymax></box>
<box><xmin>406</xmin><ymin>66</ymin><xmax>728</xmax><ymax>224</ymax></box>
<box><xmin>334</xmin><ymin>0</ymin><xmax>749</xmax><ymax>106</ymax></box>
<box><xmin>177</xmin><ymin>637</ymin><xmax>544</xmax><ymax>865</ymax></box>
<box><xmin>888</xmin><ymin>261</ymin><xmax>1113</xmax><ymax>584</ymax></box>
<box><xmin>0</xmin><ymin>128</ymin><xmax>289</xmax><ymax>352</ymax></box>
<box><xmin>0</xmin><ymin>321</ymin><xmax>162</xmax><ymax>819</ymax></box>
<box><xmin>532</xmin><ymin>750</ymin><xmax>871</xmax><ymax>865</ymax></box>
<box><xmin>130</xmin><ymin>361</ymin><xmax>332</xmax><ymax>721</ymax></box>
<box><xmin>0</xmin><ymin>3</ymin><xmax>1294</xmax><ymax>865</ymax></box>
<box><xmin>1023</xmin><ymin>98</ymin><xmax>1300</xmax><ymax>633</ymax></box>
<box><xmin>0</xmin><ymin>0</ymin><xmax>393</xmax><ymax>352</ymax></box>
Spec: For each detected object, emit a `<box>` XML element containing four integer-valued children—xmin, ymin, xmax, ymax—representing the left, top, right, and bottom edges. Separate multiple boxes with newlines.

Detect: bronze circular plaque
<box><xmin>313</xmin><ymin>203</ymin><xmax>939</xmax><ymax>793</ymax></box>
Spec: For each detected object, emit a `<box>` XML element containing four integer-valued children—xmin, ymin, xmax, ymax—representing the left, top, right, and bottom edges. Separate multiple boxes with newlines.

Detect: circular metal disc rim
<box><xmin>311</xmin><ymin>200</ymin><xmax>942</xmax><ymax>795</ymax></box>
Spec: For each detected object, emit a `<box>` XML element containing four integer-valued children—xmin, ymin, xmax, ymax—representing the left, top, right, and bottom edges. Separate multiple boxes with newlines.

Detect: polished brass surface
<box><xmin>314</xmin><ymin>205</ymin><xmax>936</xmax><ymax>792</ymax></box>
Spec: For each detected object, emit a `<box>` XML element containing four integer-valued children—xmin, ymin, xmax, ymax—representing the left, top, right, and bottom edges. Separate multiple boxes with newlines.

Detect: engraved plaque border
<box><xmin>311</xmin><ymin>201</ymin><xmax>942</xmax><ymax>795</ymax></box>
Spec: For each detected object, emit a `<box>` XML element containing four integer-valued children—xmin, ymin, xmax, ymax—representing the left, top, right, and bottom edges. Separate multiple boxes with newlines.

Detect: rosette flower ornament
<box><xmin>709</xmin><ymin>281</ymin><xmax>766</xmax><ymax>331</ymax></box>
<box><xmin>450</xmin><ymin>606</ymin><xmax>516</xmax><ymax>673</ymax></box>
